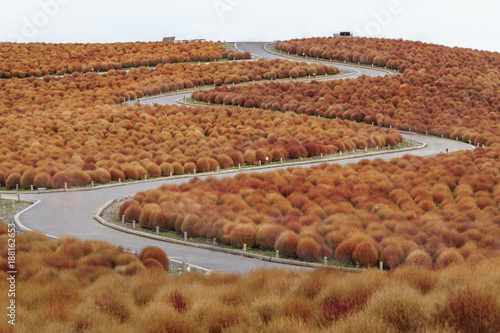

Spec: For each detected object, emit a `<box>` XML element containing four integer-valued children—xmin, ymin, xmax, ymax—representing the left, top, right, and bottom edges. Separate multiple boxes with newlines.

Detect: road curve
<box><xmin>14</xmin><ymin>43</ymin><xmax>474</xmax><ymax>273</ymax></box>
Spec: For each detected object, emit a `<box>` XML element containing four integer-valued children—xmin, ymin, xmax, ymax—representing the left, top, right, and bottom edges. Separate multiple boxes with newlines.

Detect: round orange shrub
<box><xmin>33</xmin><ymin>172</ymin><xmax>52</xmax><ymax>189</ymax></box>
<box><xmin>184</xmin><ymin>162</ymin><xmax>196</xmax><ymax>174</ymax></box>
<box><xmin>68</xmin><ymin>168</ymin><xmax>91</xmax><ymax>186</ymax></box>
<box><xmin>274</xmin><ymin>230</ymin><xmax>299</xmax><ymax>257</ymax></box>
<box><xmin>145</xmin><ymin>163</ymin><xmax>161</xmax><ymax>178</ymax></box>
<box><xmin>243</xmin><ymin>150</ymin><xmax>256</xmax><ymax>165</ymax></box>
<box><xmin>380</xmin><ymin>243</ymin><xmax>405</xmax><ymax>267</ymax></box>
<box><xmin>255</xmin><ymin>224</ymin><xmax>286</xmax><ymax>250</ymax></box>
<box><xmin>196</xmin><ymin>158</ymin><xmax>211</xmax><ymax>172</ymax></box>
<box><xmin>94</xmin><ymin>168</ymin><xmax>111</xmax><ymax>183</ymax></box>
<box><xmin>138</xmin><ymin>203</ymin><xmax>160</xmax><ymax>227</ymax></box>
<box><xmin>334</xmin><ymin>239</ymin><xmax>357</xmax><ymax>264</ymax></box>
<box><xmin>160</xmin><ymin>162</ymin><xmax>174</xmax><ymax>176</ymax></box>
<box><xmin>352</xmin><ymin>241</ymin><xmax>379</xmax><ymax>267</ymax></box>
<box><xmin>152</xmin><ymin>210</ymin><xmax>171</xmax><ymax>230</ymax></box>
<box><xmin>109</xmin><ymin>168</ymin><xmax>126</xmax><ymax>181</ymax></box>
<box><xmin>180</xmin><ymin>214</ymin><xmax>201</xmax><ymax>236</ymax></box>
<box><xmin>5</xmin><ymin>172</ymin><xmax>21</xmax><ymax>190</ymax></box>
<box><xmin>172</xmin><ymin>162</ymin><xmax>184</xmax><ymax>175</ymax></box>
<box><xmin>51</xmin><ymin>171</ymin><xmax>73</xmax><ymax>189</ymax></box>
<box><xmin>435</xmin><ymin>249</ymin><xmax>465</xmax><ymax>268</ymax></box>
<box><xmin>405</xmin><ymin>250</ymin><xmax>433</xmax><ymax>268</ymax></box>
<box><xmin>296</xmin><ymin>237</ymin><xmax>321</xmax><ymax>262</ymax></box>
<box><xmin>142</xmin><ymin>258</ymin><xmax>164</xmax><ymax>271</ymax></box>
<box><xmin>20</xmin><ymin>169</ymin><xmax>37</xmax><ymax>189</ymax></box>
<box><xmin>216</xmin><ymin>154</ymin><xmax>234</xmax><ymax>168</ymax></box>
<box><xmin>230</xmin><ymin>223</ymin><xmax>256</xmax><ymax>249</ymax></box>
<box><xmin>123</xmin><ymin>200</ymin><xmax>142</xmax><ymax>222</ymax></box>
<box><xmin>139</xmin><ymin>246</ymin><xmax>169</xmax><ymax>270</ymax></box>
<box><xmin>228</xmin><ymin>151</ymin><xmax>244</xmax><ymax>166</ymax></box>
<box><xmin>122</xmin><ymin>165</ymin><xmax>139</xmax><ymax>180</ymax></box>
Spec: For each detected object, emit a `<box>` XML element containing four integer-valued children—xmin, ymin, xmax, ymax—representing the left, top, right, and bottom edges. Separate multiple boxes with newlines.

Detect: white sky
<box><xmin>1</xmin><ymin>0</ymin><xmax>499</xmax><ymax>52</ymax></box>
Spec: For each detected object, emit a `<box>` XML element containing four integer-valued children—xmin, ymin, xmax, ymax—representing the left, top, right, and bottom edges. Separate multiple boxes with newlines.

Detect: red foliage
<box><xmin>405</xmin><ymin>250</ymin><xmax>433</xmax><ymax>268</ymax></box>
<box><xmin>230</xmin><ymin>223</ymin><xmax>256</xmax><ymax>248</ymax></box>
<box><xmin>255</xmin><ymin>224</ymin><xmax>286</xmax><ymax>250</ymax></box>
<box><xmin>20</xmin><ymin>169</ymin><xmax>37</xmax><ymax>189</ymax></box>
<box><xmin>5</xmin><ymin>172</ymin><xmax>21</xmax><ymax>190</ymax></box>
<box><xmin>275</xmin><ymin>231</ymin><xmax>299</xmax><ymax>257</ymax></box>
<box><xmin>51</xmin><ymin>171</ymin><xmax>73</xmax><ymax>189</ymax></box>
<box><xmin>139</xmin><ymin>246</ymin><xmax>169</xmax><ymax>270</ymax></box>
<box><xmin>296</xmin><ymin>237</ymin><xmax>322</xmax><ymax>262</ymax></box>
<box><xmin>352</xmin><ymin>241</ymin><xmax>379</xmax><ymax>267</ymax></box>
<box><xmin>33</xmin><ymin>172</ymin><xmax>52</xmax><ymax>189</ymax></box>
<box><xmin>436</xmin><ymin>249</ymin><xmax>465</xmax><ymax>268</ymax></box>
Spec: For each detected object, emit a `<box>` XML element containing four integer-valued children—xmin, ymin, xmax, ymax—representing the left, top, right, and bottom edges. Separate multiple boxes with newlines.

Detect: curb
<box><xmin>94</xmin><ymin>198</ymin><xmax>365</xmax><ymax>273</ymax></box>
<box><xmin>93</xmin><ymin>199</ymin><xmax>210</xmax><ymax>273</ymax></box>
<box><xmin>3</xmin><ymin>196</ymin><xmax>208</xmax><ymax>273</ymax></box>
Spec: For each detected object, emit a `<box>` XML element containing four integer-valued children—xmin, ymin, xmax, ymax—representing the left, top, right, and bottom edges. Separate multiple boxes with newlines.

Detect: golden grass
<box><xmin>3</xmin><ymin>221</ymin><xmax>500</xmax><ymax>332</ymax></box>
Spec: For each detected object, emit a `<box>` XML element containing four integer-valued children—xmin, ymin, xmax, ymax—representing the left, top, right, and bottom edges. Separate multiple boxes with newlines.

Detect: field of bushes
<box><xmin>195</xmin><ymin>38</ymin><xmax>500</xmax><ymax>145</ymax></box>
<box><xmin>127</xmin><ymin>37</ymin><xmax>499</xmax><ymax>268</ymax></box>
<box><xmin>0</xmin><ymin>40</ymin><xmax>244</xmax><ymax>78</ymax></box>
<box><xmin>2</xmin><ymin>36</ymin><xmax>500</xmax><ymax>331</ymax></box>
<box><xmin>0</xmin><ymin>43</ymin><xmax>347</xmax><ymax>190</ymax></box>
<box><xmin>0</xmin><ymin>102</ymin><xmax>393</xmax><ymax>190</ymax></box>
<box><xmin>1</xmin><ymin>222</ymin><xmax>499</xmax><ymax>332</ymax></box>
<box><xmin>121</xmin><ymin>145</ymin><xmax>500</xmax><ymax>267</ymax></box>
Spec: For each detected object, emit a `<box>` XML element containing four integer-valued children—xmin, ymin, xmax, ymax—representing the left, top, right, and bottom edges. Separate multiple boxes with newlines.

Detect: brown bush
<box><xmin>20</xmin><ymin>169</ymin><xmax>37</xmax><ymax>189</ymax></box>
<box><xmin>405</xmin><ymin>250</ymin><xmax>433</xmax><ymax>268</ymax></box>
<box><xmin>50</xmin><ymin>171</ymin><xmax>73</xmax><ymax>189</ymax></box>
<box><xmin>255</xmin><ymin>224</ymin><xmax>286</xmax><ymax>250</ymax></box>
<box><xmin>230</xmin><ymin>223</ymin><xmax>256</xmax><ymax>248</ymax></box>
<box><xmin>275</xmin><ymin>231</ymin><xmax>299</xmax><ymax>257</ymax></box>
<box><xmin>138</xmin><ymin>246</ymin><xmax>169</xmax><ymax>270</ymax></box>
<box><xmin>123</xmin><ymin>200</ymin><xmax>142</xmax><ymax>222</ymax></box>
<box><xmin>435</xmin><ymin>249</ymin><xmax>465</xmax><ymax>268</ymax></box>
<box><xmin>172</xmin><ymin>162</ymin><xmax>184</xmax><ymax>175</ymax></box>
<box><xmin>296</xmin><ymin>237</ymin><xmax>322</xmax><ymax>262</ymax></box>
<box><xmin>352</xmin><ymin>241</ymin><xmax>379</xmax><ymax>267</ymax></box>
<box><xmin>5</xmin><ymin>172</ymin><xmax>21</xmax><ymax>190</ymax></box>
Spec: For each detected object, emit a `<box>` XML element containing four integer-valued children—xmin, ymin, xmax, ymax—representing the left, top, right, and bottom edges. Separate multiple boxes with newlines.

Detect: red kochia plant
<box><xmin>296</xmin><ymin>237</ymin><xmax>322</xmax><ymax>262</ymax></box>
<box><xmin>123</xmin><ymin>200</ymin><xmax>142</xmax><ymax>222</ymax></box>
<box><xmin>32</xmin><ymin>172</ymin><xmax>52</xmax><ymax>189</ymax></box>
<box><xmin>172</xmin><ymin>162</ymin><xmax>184</xmax><ymax>175</ymax></box>
<box><xmin>352</xmin><ymin>241</ymin><xmax>379</xmax><ymax>267</ymax></box>
<box><xmin>435</xmin><ymin>249</ymin><xmax>465</xmax><ymax>268</ymax></box>
<box><xmin>20</xmin><ymin>169</ymin><xmax>37</xmax><ymax>189</ymax></box>
<box><xmin>5</xmin><ymin>172</ymin><xmax>21</xmax><ymax>190</ymax></box>
<box><xmin>275</xmin><ymin>230</ymin><xmax>299</xmax><ymax>257</ymax></box>
<box><xmin>405</xmin><ymin>250</ymin><xmax>433</xmax><ymax>268</ymax></box>
<box><xmin>255</xmin><ymin>224</ymin><xmax>286</xmax><ymax>250</ymax></box>
<box><xmin>323</xmin><ymin>299</ymin><xmax>352</xmax><ymax>322</ymax></box>
<box><xmin>230</xmin><ymin>223</ymin><xmax>256</xmax><ymax>248</ymax></box>
<box><xmin>138</xmin><ymin>246</ymin><xmax>169</xmax><ymax>270</ymax></box>
<box><xmin>50</xmin><ymin>171</ymin><xmax>73</xmax><ymax>189</ymax></box>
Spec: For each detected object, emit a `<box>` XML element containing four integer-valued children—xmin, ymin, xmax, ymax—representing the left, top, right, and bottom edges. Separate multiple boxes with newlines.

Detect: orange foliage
<box><xmin>138</xmin><ymin>246</ymin><xmax>169</xmax><ymax>270</ymax></box>
<box><xmin>0</xmin><ymin>41</ymin><xmax>229</xmax><ymax>78</ymax></box>
<box><xmin>121</xmin><ymin>143</ymin><xmax>500</xmax><ymax>266</ymax></box>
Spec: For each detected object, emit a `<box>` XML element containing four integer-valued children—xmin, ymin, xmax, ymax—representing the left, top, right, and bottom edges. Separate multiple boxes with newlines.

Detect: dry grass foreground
<box><xmin>1</xmin><ymin>222</ymin><xmax>499</xmax><ymax>333</ymax></box>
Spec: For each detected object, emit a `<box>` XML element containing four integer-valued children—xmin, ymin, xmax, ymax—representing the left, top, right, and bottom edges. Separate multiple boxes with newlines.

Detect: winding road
<box><xmin>11</xmin><ymin>43</ymin><xmax>474</xmax><ymax>273</ymax></box>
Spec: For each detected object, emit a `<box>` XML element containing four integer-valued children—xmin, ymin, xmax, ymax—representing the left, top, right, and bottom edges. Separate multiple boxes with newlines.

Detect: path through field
<box><xmin>12</xmin><ymin>43</ymin><xmax>474</xmax><ymax>273</ymax></box>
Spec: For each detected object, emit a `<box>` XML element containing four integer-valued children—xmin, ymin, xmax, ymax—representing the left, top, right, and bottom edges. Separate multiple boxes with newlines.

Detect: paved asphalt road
<box><xmin>13</xmin><ymin>43</ymin><xmax>474</xmax><ymax>273</ymax></box>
